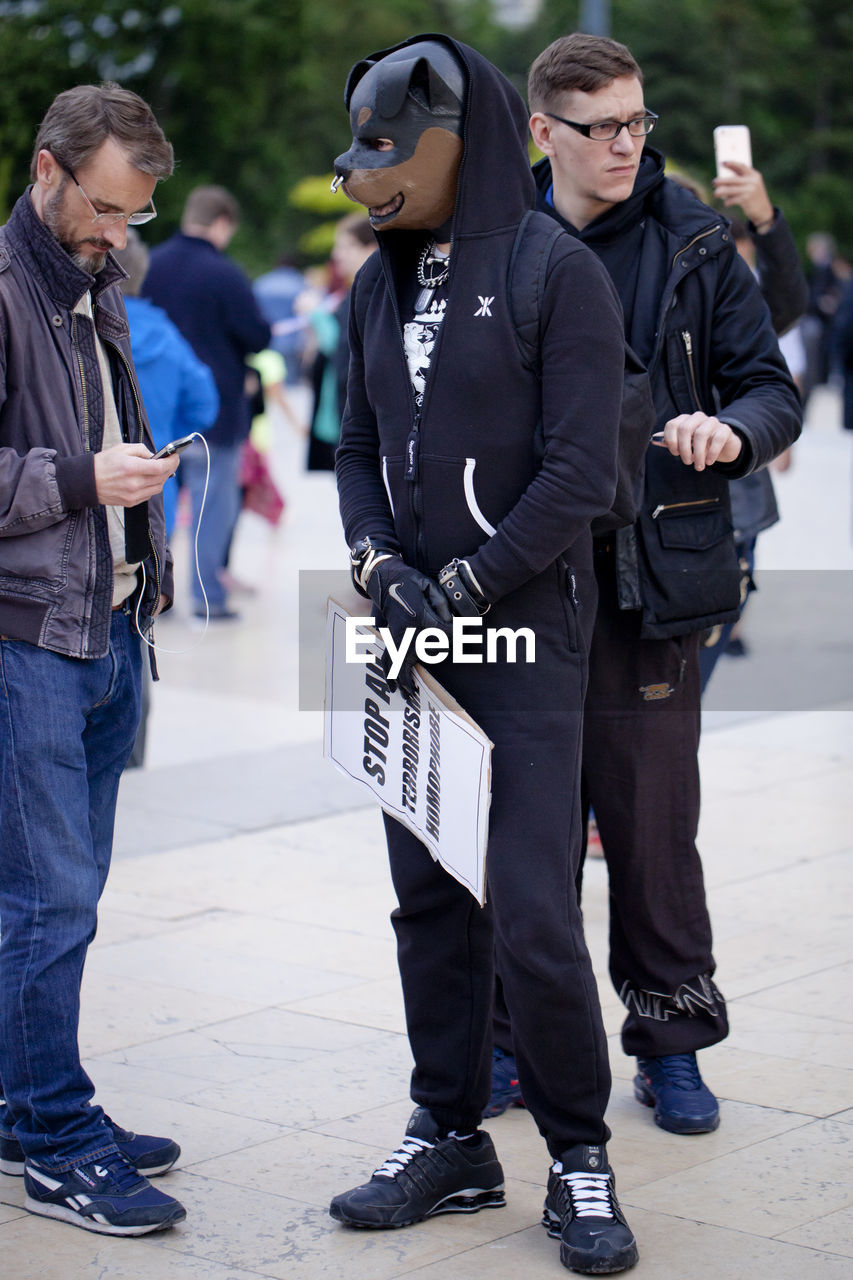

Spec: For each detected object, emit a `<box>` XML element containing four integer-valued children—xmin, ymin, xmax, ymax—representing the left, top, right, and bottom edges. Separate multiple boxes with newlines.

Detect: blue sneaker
<box><xmin>483</xmin><ymin>1047</ymin><xmax>526</xmax><ymax>1119</ymax></box>
<box><xmin>24</xmin><ymin>1150</ymin><xmax>186</xmax><ymax>1235</ymax></box>
<box><xmin>0</xmin><ymin>1115</ymin><xmax>179</xmax><ymax>1178</ymax></box>
<box><xmin>634</xmin><ymin>1053</ymin><xmax>720</xmax><ymax>1134</ymax></box>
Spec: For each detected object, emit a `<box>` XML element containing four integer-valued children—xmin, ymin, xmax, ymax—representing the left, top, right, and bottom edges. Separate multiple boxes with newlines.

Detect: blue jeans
<box><xmin>181</xmin><ymin>441</ymin><xmax>242</xmax><ymax>611</ymax></box>
<box><xmin>0</xmin><ymin>612</ymin><xmax>142</xmax><ymax>1171</ymax></box>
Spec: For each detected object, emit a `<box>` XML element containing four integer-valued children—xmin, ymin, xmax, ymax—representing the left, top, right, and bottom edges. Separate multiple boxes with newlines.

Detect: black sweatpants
<box><xmin>495</xmin><ymin>547</ymin><xmax>728</xmax><ymax>1062</ymax></box>
<box><xmin>384</xmin><ymin>563</ymin><xmax>612</xmax><ymax>1159</ymax></box>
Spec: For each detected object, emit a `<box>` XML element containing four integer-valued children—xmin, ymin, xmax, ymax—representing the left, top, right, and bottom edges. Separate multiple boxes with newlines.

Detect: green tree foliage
<box><xmin>0</xmin><ymin>0</ymin><xmax>497</xmax><ymax>271</ymax></box>
<box><xmin>2</xmin><ymin>1</ymin><xmax>850</xmax><ymax>266</ymax></box>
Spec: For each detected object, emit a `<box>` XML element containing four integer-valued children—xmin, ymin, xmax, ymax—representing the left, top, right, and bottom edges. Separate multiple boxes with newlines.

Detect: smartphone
<box><xmin>153</xmin><ymin>434</ymin><xmax>196</xmax><ymax>459</ymax></box>
<box><xmin>714</xmin><ymin>125</ymin><xmax>752</xmax><ymax>177</ymax></box>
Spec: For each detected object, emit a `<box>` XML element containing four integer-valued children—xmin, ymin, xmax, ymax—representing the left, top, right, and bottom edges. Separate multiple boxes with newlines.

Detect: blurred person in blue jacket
<box><xmin>253</xmin><ymin>253</ymin><xmax>307</xmax><ymax>384</ymax></box>
<box><xmin>143</xmin><ymin>186</ymin><xmax>270</xmax><ymax>620</ymax></box>
<box><xmin>114</xmin><ymin>227</ymin><xmax>219</xmax><ymax>536</ymax></box>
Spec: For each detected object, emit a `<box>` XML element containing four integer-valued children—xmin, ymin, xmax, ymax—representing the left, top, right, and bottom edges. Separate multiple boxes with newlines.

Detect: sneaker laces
<box><xmin>653</xmin><ymin>1053</ymin><xmax>702</xmax><ymax>1090</ymax></box>
<box><xmin>373</xmin><ymin>1135</ymin><xmax>435</xmax><ymax>1179</ymax></box>
<box><xmin>559</xmin><ymin>1169</ymin><xmax>616</xmax><ymax>1220</ymax></box>
<box><xmin>88</xmin><ymin>1151</ymin><xmax>144</xmax><ymax>1192</ymax></box>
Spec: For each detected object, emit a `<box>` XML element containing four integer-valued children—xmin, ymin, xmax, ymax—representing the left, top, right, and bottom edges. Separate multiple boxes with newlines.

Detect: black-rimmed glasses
<box><xmin>544</xmin><ymin>111</ymin><xmax>658</xmax><ymax>142</ymax></box>
<box><xmin>57</xmin><ymin>161</ymin><xmax>157</xmax><ymax>226</ymax></box>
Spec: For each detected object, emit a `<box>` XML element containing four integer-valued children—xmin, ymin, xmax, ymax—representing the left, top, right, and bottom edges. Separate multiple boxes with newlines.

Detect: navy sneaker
<box><xmin>483</xmin><ymin>1046</ymin><xmax>526</xmax><ymax>1118</ymax></box>
<box><xmin>24</xmin><ymin>1151</ymin><xmax>186</xmax><ymax>1236</ymax></box>
<box><xmin>329</xmin><ymin>1106</ymin><xmax>505</xmax><ymax>1228</ymax></box>
<box><xmin>542</xmin><ymin>1143</ymin><xmax>638</xmax><ymax>1274</ymax></box>
<box><xmin>0</xmin><ymin>1115</ymin><xmax>180</xmax><ymax>1178</ymax></box>
<box><xmin>634</xmin><ymin>1052</ymin><xmax>720</xmax><ymax>1134</ymax></box>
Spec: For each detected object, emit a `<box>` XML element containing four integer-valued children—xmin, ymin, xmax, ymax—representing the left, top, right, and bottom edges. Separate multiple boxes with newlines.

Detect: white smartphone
<box><xmin>714</xmin><ymin>125</ymin><xmax>752</xmax><ymax>177</ymax></box>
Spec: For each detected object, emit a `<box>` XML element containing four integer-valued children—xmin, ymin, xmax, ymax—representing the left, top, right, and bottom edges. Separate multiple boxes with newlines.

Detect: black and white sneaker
<box><xmin>542</xmin><ymin>1143</ymin><xmax>638</xmax><ymax>1274</ymax></box>
<box><xmin>24</xmin><ymin>1151</ymin><xmax>186</xmax><ymax>1236</ymax></box>
<box><xmin>329</xmin><ymin>1106</ymin><xmax>505</xmax><ymax>1228</ymax></box>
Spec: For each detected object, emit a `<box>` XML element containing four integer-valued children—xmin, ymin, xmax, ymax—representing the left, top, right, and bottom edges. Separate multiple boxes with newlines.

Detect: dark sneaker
<box><xmin>0</xmin><ymin>1115</ymin><xmax>180</xmax><ymax>1178</ymax></box>
<box><xmin>634</xmin><ymin>1052</ymin><xmax>720</xmax><ymax>1134</ymax></box>
<box><xmin>543</xmin><ymin>1143</ymin><xmax>638</xmax><ymax>1274</ymax></box>
<box><xmin>483</xmin><ymin>1047</ymin><xmax>526</xmax><ymax>1119</ymax></box>
<box><xmin>24</xmin><ymin>1151</ymin><xmax>186</xmax><ymax>1236</ymax></box>
<box><xmin>329</xmin><ymin>1106</ymin><xmax>505</xmax><ymax>1228</ymax></box>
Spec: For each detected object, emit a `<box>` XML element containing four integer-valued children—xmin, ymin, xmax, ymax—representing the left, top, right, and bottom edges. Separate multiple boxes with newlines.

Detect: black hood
<box><xmin>343</xmin><ymin>32</ymin><xmax>535</xmax><ymax>246</ymax></box>
<box><xmin>533</xmin><ymin>147</ymin><xmax>666</xmax><ymax>244</ymax></box>
<box><xmin>533</xmin><ymin>146</ymin><xmax>723</xmax><ymax>246</ymax></box>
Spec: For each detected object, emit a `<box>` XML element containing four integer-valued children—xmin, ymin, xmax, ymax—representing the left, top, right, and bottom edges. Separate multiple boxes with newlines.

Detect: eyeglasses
<box><xmin>544</xmin><ymin>111</ymin><xmax>658</xmax><ymax>142</ymax></box>
<box><xmin>57</xmin><ymin>160</ymin><xmax>157</xmax><ymax>226</ymax></box>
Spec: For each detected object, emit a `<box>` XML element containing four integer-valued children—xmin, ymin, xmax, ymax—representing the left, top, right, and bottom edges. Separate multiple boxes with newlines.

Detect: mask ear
<box><xmin>409</xmin><ymin>57</ymin><xmax>464</xmax><ymax>119</ymax></box>
<box><xmin>373</xmin><ymin>57</ymin><xmax>426</xmax><ymax>119</ymax></box>
<box><xmin>344</xmin><ymin>58</ymin><xmax>376</xmax><ymax>106</ymax></box>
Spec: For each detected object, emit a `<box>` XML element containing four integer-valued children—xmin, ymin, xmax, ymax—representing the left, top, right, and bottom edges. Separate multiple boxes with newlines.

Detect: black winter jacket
<box><xmin>337</xmin><ymin>35</ymin><xmax>626</xmax><ymax>605</ymax></box>
<box><xmin>534</xmin><ymin>151</ymin><xmax>803</xmax><ymax>638</ymax></box>
<box><xmin>0</xmin><ymin>191</ymin><xmax>172</xmax><ymax>659</ymax></box>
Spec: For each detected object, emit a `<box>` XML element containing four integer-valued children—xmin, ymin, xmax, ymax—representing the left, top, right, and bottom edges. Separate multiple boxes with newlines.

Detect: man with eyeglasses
<box><xmin>489</xmin><ymin>34</ymin><xmax>801</xmax><ymax>1137</ymax></box>
<box><xmin>0</xmin><ymin>83</ymin><xmax>187</xmax><ymax>1235</ymax></box>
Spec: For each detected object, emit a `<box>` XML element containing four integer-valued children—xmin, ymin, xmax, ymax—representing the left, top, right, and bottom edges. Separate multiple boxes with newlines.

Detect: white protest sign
<box><xmin>323</xmin><ymin>599</ymin><xmax>493</xmax><ymax>904</ymax></box>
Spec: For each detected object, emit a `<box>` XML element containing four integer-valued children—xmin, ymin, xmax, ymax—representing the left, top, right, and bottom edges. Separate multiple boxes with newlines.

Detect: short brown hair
<box><xmin>336</xmin><ymin>212</ymin><xmax>375</xmax><ymax>248</ymax></box>
<box><xmin>528</xmin><ymin>34</ymin><xmax>642</xmax><ymax>113</ymax></box>
<box><xmin>30</xmin><ymin>82</ymin><xmax>173</xmax><ymax>181</ymax></box>
<box><xmin>181</xmin><ymin>185</ymin><xmax>240</xmax><ymax>230</ymax></box>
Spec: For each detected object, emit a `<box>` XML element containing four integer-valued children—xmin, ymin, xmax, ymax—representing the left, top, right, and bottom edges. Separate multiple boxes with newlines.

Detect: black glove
<box><xmin>350</xmin><ymin>539</ymin><xmax>453</xmax><ymax>696</ymax></box>
<box><xmin>369</xmin><ymin>558</ymin><xmax>454</xmax><ymax>697</ymax></box>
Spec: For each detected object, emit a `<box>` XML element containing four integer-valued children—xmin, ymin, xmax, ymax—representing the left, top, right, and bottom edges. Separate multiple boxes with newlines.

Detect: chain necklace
<box><xmin>415</xmin><ymin>240</ymin><xmax>450</xmax><ymax>312</ymax></box>
<box><xmin>417</xmin><ymin>240</ymin><xmax>451</xmax><ymax>288</ymax></box>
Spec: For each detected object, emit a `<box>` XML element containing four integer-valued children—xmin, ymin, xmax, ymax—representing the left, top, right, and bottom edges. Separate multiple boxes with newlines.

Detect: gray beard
<box><xmin>70</xmin><ymin>250</ymin><xmax>107</xmax><ymax>274</ymax></box>
<box><xmin>43</xmin><ymin>183</ymin><xmax>106</xmax><ymax>274</ymax></box>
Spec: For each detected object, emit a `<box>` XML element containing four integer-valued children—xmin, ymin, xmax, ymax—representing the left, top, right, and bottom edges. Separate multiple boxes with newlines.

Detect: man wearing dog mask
<box><xmin>331</xmin><ymin>35</ymin><xmax>638</xmax><ymax>1275</ymax></box>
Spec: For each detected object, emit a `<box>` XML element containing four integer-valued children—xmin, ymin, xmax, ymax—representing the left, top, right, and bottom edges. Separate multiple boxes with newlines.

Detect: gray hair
<box><xmin>30</xmin><ymin>82</ymin><xmax>173</xmax><ymax>181</ymax></box>
<box><xmin>112</xmin><ymin>226</ymin><xmax>149</xmax><ymax>296</ymax></box>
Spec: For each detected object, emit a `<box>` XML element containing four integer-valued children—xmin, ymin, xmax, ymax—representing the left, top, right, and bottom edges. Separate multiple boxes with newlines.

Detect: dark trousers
<box><xmin>495</xmin><ymin>550</ymin><xmax>728</xmax><ymax>1062</ymax></box>
<box><xmin>385</xmin><ymin>565</ymin><xmax>612</xmax><ymax>1159</ymax></box>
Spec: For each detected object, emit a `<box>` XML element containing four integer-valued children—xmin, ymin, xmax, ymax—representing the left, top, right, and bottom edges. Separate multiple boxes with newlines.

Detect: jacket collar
<box><xmin>5</xmin><ymin>187</ymin><xmax>127</xmax><ymax>311</ymax></box>
<box><xmin>534</xmin><ymin>147</ymin><xmax>724</xmax><ymax>249</ymax></box>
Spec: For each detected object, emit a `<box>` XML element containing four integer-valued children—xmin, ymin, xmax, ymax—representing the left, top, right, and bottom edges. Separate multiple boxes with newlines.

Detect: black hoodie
<box><xmin>336</xmin><ymin>34</ymin><xmax>626</xmax><ymax>606</ymax></box>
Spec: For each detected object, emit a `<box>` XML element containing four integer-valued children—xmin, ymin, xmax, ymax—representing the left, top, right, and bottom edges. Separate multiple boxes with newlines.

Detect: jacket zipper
<box><xmin>70</xmin><ymin>311</ymin><xmax>91</xmax><ymax>450</ymax></box>
<box><xmin>649</xmin><ymin>225</ymin><xmax>720</xmax><ymax>374</ymax></box>
<box><xmin>651</xmin><ymin>496</ymin><xmax>721</xmax><ymax>519</ymax></box>
<box><xmin>681</xmin><ymin>329</ymin><xmax>703</xmax><ymax>410</ymax></box>
<box><xmin>111</xmin><ymin>342</ymin><xmax>163</xmax><ymax>617</ymax></box>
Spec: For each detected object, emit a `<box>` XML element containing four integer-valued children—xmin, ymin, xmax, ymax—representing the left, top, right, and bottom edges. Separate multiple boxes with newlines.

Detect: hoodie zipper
<box><xmin>383</xmin><ymin>238</ymin><xmax>453</xmax><ymax>569</ymax></box>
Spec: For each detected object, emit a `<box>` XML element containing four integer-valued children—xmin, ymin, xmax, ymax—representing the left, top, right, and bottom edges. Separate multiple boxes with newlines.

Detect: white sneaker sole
<box><xmin>25</xmin><ymin>1195</ymin><xmax>185</xmax><ymax>1236</ymax></box>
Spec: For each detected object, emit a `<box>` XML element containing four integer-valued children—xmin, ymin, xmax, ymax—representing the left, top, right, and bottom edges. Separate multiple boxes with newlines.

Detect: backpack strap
<box><xmin>508</xmin><ymin>209</ymin><xmax>565</xmax><ymax>374</ymax></box>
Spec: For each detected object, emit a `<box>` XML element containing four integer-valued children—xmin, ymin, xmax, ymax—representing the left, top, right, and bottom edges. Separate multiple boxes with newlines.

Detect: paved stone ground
<box><xmin>2</xmin><ymin>386</ymin><xmax>851</xmax><ymax>1278</ymax></box>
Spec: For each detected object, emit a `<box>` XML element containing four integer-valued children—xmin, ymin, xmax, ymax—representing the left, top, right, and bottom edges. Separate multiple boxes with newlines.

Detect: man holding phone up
<box><xmin>0</xmin><ymin>84</ymin><xmax>186</xmax><ymax>1236</ymax></box>
<box><xmin>490</xmin><ymin>34</ymin><xmax>801</xmax><ymax>1136</ymax></box>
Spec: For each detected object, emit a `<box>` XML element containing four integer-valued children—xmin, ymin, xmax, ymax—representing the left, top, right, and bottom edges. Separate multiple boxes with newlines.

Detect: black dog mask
<box><xmin>333</xmin><ymin>40</ymin><xmax>466</xmax><ymax>233</ymax></box>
